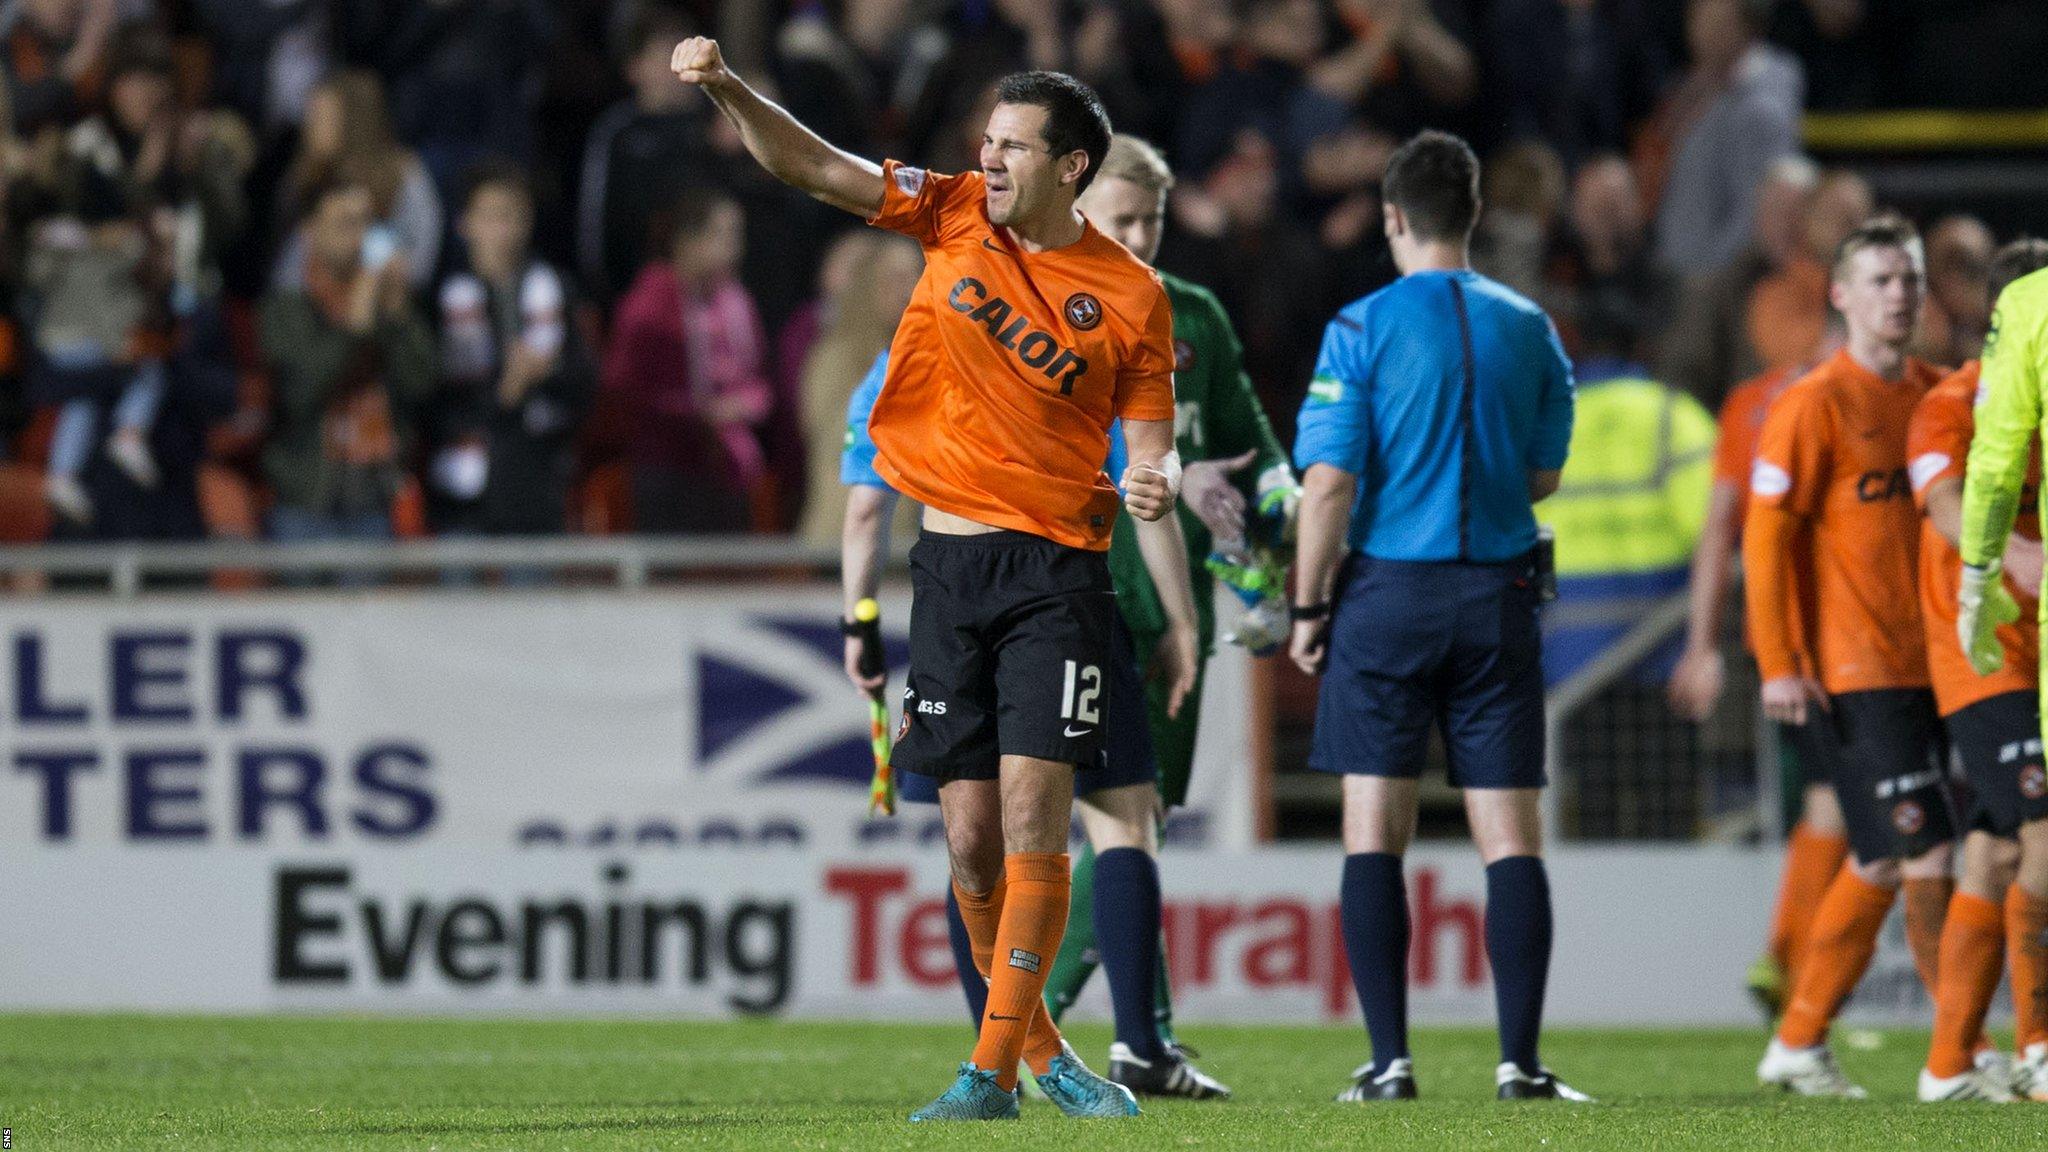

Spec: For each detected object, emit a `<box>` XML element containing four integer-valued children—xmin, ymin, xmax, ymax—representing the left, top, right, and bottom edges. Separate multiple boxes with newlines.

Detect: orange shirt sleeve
<box><xmin>1743</xmin><ymin>506</ymin><xmax>1808</xmax><ymax>682</ymax></box>
<box><xmin>1743</xmin><ymin>388</ymin><xmax>1829</xmax><ymax>682</ymax></box>
<box><xmin>1712</xmin><ymin>380</ymin><xmax>1762</xmax><ymax>486</ymax></box>
<box><xmin>1113</xmin><ymin>285</ymin><xmax>1177</xmax><ymax>421</ymax></box>
<box><xmin>1748</xmin><ymin>387</ymin><xmax>1830</xmax><ymax>518</ymax></box>
<box><xmin>1906</xmin><ymin>384</ymin><xmax>1969</xmax><ymax>512</ymax></box>
<box><xmin>867</xmin><ymin>160</ymin><xmax>982</xmax><ymax>248</ymax></box>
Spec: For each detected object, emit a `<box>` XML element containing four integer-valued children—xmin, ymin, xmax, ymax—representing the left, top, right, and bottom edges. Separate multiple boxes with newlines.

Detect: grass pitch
<box><xmin>1</xmin><ymin>1016</ymin><xmax>2044</xmax><ymax>1150</ymax></box>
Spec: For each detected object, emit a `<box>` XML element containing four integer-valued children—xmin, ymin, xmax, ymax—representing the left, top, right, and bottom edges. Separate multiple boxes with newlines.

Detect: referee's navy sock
<box><xmin>943</xmin><ymin>888</ymin><xmax>988</xmax><ymax>1030</ymax></box>
<box><xmin>1093</xmin><ymin>847</ymin><xmax>1168</xmax><ymax>1060</ymax></box>
<box><xmin>1485</xmin><ymin>855</ymin><xmax>1552</xmax><ymax>1076</ymax></box>
<box><xmin>1340</xmin><ymin>852</ymin><xmax>1410</xmax><ymax>1069</ymax></box>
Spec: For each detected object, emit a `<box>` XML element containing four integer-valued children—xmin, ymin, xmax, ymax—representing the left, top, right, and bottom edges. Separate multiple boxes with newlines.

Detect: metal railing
<box><xmin>1540</xmin><ymin>591</ymin><xmax>1693</xmax><ymax>841</ymax></box>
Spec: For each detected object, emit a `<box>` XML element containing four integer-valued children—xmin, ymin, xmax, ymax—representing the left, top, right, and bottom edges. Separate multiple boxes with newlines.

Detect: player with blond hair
<box><xmin>1749</xmin><ymin>216</ymin><xmax>1956</xmax><ymax>1097</ymax></box>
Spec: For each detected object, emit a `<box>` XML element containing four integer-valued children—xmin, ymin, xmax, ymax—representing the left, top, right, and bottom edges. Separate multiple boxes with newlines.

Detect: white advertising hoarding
<box><xmin>0</xmin><ymin>591</ymin><xmax>1252</xmax><ymax>853</ymax></box>
<box><xmin>0</xmin><ymin>593</ymin><xmax>1938</xmax><ymax>1026</ymax></box>
<box><xmin>0</xmin><ymin>842</ymin><xmax>1938</xmax><ymax>1026</ymax></box>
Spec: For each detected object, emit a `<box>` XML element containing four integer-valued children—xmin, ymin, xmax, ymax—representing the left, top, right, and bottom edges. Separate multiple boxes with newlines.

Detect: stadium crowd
<box><xmin>0</xmin><ymin>0</ymin><xmax>2040</xmax><ymax>557</ymax></box>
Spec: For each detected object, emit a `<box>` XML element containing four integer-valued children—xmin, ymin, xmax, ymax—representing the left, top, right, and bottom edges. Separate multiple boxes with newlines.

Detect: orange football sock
<box><xmin>1779</xmin><ymin>867</ymin><xmax>1896</xmax><ymax>1049</ymax></box>
<box><xmin>954</xmin><ymin>873</ymin><xmax>1067</xmax><ymax>1083</ymax></box>
<box><xmin>1903</xmin><ymin>876</ymin><xmax>1954</xmax><ymax>996</ymax></box>
<box><xmin>952</xmin><ymin>875</ymin><xmax>1006</xmax><ymax>979</ymax></box>
<box><xmin>970</xmin><ymin>853</ymin><xmax>1071</xmax><ymax>1090</ymax></box>
<box><xmin>1926</xmin><ymin>894</ymin><xmax>2006</xmax><ymax>1078</ymax></box>
<box><xmin>2010</xmin><ymin>885</ymin><xmax>2048</xmax><ymax>1052</ymax></box>
<box><xmin>1769</xmin><ymin>822</ymin><xmax>1850</xmax><ymax>978</ymax></box>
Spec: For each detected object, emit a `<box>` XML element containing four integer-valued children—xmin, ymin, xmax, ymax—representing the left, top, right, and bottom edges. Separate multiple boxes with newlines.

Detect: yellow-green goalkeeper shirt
<box><xmin>1962</xmin><ymin>268</ymin><xmax>2048</xmax><ymax>573</ymax></box>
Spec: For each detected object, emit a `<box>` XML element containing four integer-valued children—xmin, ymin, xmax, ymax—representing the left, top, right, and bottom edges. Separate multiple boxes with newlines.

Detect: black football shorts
<box><xmin>1944</xmin><ymin>689</ymin><xmax>2048</xmax><ymax>837</ymax></box>
<box><xmin>894</xmin><ymin>528</ymin><xmax>1116</xmax><ymax>781</ymax></box>
<box><xmin>1818</xmin><ymin>688</ymin><xmax>1958</xmax><ymax>864</ymax></box>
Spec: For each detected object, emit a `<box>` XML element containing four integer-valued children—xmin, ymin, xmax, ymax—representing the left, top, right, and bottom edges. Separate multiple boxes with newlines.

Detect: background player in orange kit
<box><xmin>1669</xmin><ymin>318</ymin><xmax>1848</xmax><ymax>1019</ymax></box>
<box><xmin>670</xmin><ymin>37</ymin><xmax>1195</xmax><ymax>1122</ymax></box>
<box><xmin>1746</xmin><ymin>216</ymin><xmax>1956</xmax><ymax>1097</ymax></box>
<box><xmin>1912</xmin><ymin>239</ymin><xmax>2048</xmax><ymax>1101</ymax></box>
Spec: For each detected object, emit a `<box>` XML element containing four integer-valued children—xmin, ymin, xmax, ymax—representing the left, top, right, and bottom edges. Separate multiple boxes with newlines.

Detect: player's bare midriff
<box><xmin>923</xmin><ymin>506</ymin><xmax>1005</xmax><ymax>535</ymax></box>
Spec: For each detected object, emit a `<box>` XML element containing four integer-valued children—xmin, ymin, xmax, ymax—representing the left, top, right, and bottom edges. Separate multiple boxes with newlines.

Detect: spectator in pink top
<box><xmin>601</xmin><ymin>185</ymin><xmax>772</xmax><ymax>534</ymax></box>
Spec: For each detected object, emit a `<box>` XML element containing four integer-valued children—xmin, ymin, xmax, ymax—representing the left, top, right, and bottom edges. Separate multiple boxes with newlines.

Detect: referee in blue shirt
<box><xmin>1288</xmin><ymin>132</ymin><xmax>1583</xmax><ymax>1105</ymax></box>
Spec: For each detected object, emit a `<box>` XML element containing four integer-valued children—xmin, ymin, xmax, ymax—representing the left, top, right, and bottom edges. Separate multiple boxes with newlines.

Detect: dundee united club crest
<box><xmin>1892</xmin><ymin>800</ymin><xmax>1926</xmax><ymax>836</ymax></box>
<box><xmin>1065</xmin><ymin>292</ymin><xmax>1102</xmax><ymax>330</ymax></box>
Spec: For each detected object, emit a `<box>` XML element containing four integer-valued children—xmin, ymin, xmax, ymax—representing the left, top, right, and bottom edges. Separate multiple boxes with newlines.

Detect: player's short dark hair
<box><xmin>993</xmin><ymin>71</ymin><xmax>1112</xmax><ymax>194</ymax></box>
<box><xmin>1990</xmin><ymin>237</ymin><xmax>2048</xmax><ymax>304</ymax></box>
<box><xmin>1381</xmin><ymin>130</ymin><xmax>1481</xmax><ymax>243</ymax></box>
<box><xmin>1831</xmin><ymin>212</ymin><xmax>1922</xmax><ymax>282</ymax></box>
<box><xmin>460</xmin><ymin>158</ymin><xmax>532</xmax><ymax>213</ymax></box>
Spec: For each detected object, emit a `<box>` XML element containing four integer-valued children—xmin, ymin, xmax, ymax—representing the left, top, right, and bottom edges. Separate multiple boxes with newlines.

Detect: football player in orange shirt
<box><xmin>1909</xmin><ymin>238</ymin><xmax>2048</xmax><ymax>1102</ymax></box>
<box><xmin>671</xmin><ymin>39</ymin><xmax>1194</xmax><ymax>1121</ymax></box>
<box><xmin>1746</xmin><ymin>216</ymin><xmax>1956</xmax><ymax>1097</ymax></box>
<box><xmin>1668</xmin><ymin>318</ymin><xmax>1848</xmax><ymax>1020</ymax></box>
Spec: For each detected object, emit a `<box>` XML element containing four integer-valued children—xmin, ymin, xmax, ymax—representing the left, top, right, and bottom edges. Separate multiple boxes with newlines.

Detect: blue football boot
<box><xmin>908</xmin><ymin>1063</ymin><xmax>1022</xmax><ymax>1122</ymax></box>
<box><xmin>1034</xmin><ymin>1041</ymin><xmax>1142</xmax><ymax>1118</ymax></box>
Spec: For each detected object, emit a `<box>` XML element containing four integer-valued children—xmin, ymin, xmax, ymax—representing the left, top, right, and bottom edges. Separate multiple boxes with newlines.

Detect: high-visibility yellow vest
<box><xmin>1538</xmin><ymin>376</ymin><xmax>1717</xmax><ymax>578</ymax></box>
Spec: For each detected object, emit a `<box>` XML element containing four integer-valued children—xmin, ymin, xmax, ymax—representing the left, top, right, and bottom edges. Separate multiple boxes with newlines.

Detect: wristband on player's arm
<box><xmin>1289</xmin><ymin>602</ymin><xmax>1331</xmax><ymax>622</ymax></box>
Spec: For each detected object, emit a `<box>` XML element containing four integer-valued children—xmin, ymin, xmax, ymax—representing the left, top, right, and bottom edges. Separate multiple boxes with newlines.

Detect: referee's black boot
<box><xmin>1108</xmin><ymin>1042</ymin><xmax>1232</xmax><ymax>1099</ymax></box>
<box><xmin>1495</xmin><ymin>1062</ymin><xmax>1594</xmax><ymax>1102</ymax></box>
<box><xmin>1336</xmin><ymin>1058</ymin><xmax>1417</xmax><ymax>1102</ymax></box>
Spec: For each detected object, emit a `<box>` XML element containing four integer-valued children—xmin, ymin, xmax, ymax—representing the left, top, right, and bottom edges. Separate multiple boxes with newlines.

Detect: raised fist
<box><xmin>670</xmin><ymin>37</ymin><xmax>729</xmax><ymax>88</ymax></box>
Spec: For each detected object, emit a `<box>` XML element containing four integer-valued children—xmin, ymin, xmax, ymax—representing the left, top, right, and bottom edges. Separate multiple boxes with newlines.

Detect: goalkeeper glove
<box><xmin>1958</xmin><ymin>559</ymin><xmax>2022</xmax><ymax>676</ymax></box>
<box><xmin>1207</xmin><ymin>545</ymin><xmax>1288</xmax><ymax>603</ymax></box>
<box><xmin>1253</xmin><ymin>464</ymin><xmax>1300</xmax><ymax>548</ymax></box>
<box><xmin>1207</xmin><ymin>543</ymin><xmax>1291</xmax><ymax>656</ymax></box>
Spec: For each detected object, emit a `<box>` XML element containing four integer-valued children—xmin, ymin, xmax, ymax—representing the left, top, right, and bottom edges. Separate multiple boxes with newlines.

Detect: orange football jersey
<box><xmin>1715</xmin><ymin>367</ymin><xmax>1797</xmax><ymax>487</ymax></box>
<box><xmin>1714</xmin><ymin>366</ymin><xmax>1798</xmax><ymax>535</ymax></box>
<box><xmin>1746</xmin><ymin>349</ymin><xmax>1942</xmax><ymax>694</ymax></box>
<box><xmin>1908</xmin><ymin>361</ymin><xmax>2041</xmax><ymax>715</ymax></box>
<box><xmin>865</xmin><ymin>160</ymin><xmax>1176</xmax><ymax>550</ymax></box>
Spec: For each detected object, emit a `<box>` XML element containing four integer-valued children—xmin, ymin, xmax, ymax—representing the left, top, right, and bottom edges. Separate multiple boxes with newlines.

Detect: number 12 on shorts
<box><xmin>1061</xmin><ymin>660</ymin><xmax>1102</xmax><ymax>725</ymax></box>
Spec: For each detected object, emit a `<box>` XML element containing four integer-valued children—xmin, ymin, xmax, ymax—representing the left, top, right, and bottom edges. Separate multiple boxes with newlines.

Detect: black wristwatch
<box><xmin>1289</xmin><ymin>602</ymin><xmax>1331</xmax><ymax>622</ymax></box>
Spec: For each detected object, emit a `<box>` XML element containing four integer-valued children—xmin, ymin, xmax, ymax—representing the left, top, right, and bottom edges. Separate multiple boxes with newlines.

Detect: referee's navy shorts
<box><xmin>1309</xmin><ymin>553</ymin><xmax>1546</xmax><ymax>788</ymax></box>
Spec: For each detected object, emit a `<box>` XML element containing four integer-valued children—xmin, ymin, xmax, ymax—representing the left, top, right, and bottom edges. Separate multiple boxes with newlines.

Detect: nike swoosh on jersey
<box><xmin>1063</xmin><ymin>725</ymin><xmax>1094</xmax><ymax>738</ymax></box>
